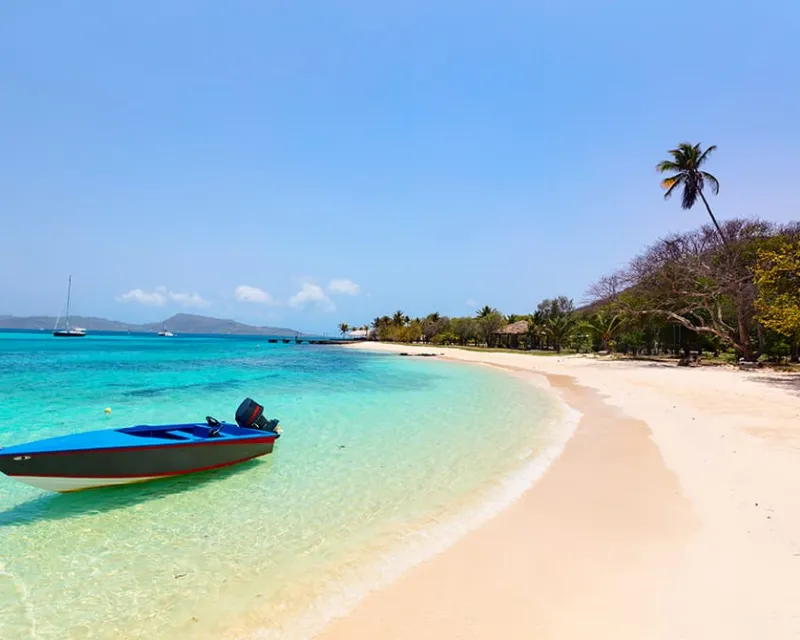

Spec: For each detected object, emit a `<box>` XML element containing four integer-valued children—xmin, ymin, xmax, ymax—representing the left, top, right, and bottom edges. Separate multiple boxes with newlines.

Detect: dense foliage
<box><xmin>340</xmin><ymin>218</ymin><xmax>799</xmax><ymax>364</ymax></box>
<box><xmin>754</xmin><ymin>232</ymin><xmax>800</xmax><ymax>340</ymax></box>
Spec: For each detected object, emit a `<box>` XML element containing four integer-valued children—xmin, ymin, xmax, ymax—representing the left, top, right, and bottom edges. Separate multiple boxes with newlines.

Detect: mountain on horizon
<box><xmin>0</xmin><ymin>312</ymin><xmax>302</xmax><ymax>336</ymax></box>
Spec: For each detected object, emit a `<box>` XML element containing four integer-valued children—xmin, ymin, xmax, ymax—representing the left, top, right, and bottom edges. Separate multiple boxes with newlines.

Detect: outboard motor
<box><xmin>235</xmin><ymin>398</ymin><xmax>280</xmax><ymax>432</ymax></box>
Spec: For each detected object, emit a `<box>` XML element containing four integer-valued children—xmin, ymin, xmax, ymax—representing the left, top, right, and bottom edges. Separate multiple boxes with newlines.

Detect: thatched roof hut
<box><xmin>493</xmin><ymin>320</ymin><xmax>529</xmax><ymax>349</ymax></box>
<box><xmin>494</xmin><ymin>320</ymin><xmax>530</xmax><ymax>335</ymax></box>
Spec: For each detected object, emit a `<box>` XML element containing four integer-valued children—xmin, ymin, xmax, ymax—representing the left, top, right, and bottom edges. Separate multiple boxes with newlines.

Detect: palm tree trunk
<box><xmin>697</xmin><ymin>189</ymin><xmax>728</xmax><ymax>246</ymax></box>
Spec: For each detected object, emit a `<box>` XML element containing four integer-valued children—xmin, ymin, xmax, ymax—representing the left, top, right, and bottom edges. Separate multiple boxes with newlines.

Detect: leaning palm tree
<box><xmin>657</xmin><ymin>142</ymin><xmax>726</xmax><ymax>245</ymax></box>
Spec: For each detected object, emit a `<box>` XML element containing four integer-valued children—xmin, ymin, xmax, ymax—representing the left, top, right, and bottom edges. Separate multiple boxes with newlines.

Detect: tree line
<box><xmin>339</xmin><ymin>143</ymin><xmax>800</xmax><ymax>364</ymax></box>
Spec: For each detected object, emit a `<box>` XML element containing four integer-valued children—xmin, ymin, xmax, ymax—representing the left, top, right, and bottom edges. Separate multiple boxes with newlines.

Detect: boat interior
<box><xmin>118</xmin><ymin>423</ymin><xmax>252</xmax><ymax>441</ymax></box>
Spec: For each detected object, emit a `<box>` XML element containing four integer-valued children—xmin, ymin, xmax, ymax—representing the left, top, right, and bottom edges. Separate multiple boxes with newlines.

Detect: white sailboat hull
<box><xmin>53</xmin><ymin>275</ymin><xmax>87</xmax><ymax>337</ymax></box>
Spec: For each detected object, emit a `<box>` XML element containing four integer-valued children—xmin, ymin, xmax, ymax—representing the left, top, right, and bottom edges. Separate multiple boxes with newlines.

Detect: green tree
<box><xmin>525</xmin><ymin>312</ymin><xmax>546</xmax><ymax>350</ymax></box>
<box><xmin>451</xmin><ymin>317</ymin><xmax>478</xmax><ymax>345</ymax></box>
<box><xmin>421</xmin><ymin>312</ymin><xmax>448</xmax><ymax>342</ymax></box>
<box><xmin>476</xmin><ymin>305</ymin><xmax>495</xmax><ymax>319</ymax></box>
<box><xmin>583</xmin><ymin>311</ymin><xmax>624</xmax><ymax>352</ymax></box>
<box><xmin>537</xmin><ymin>297</ymin><xmax>575</xmax><ymax>321</ymax></box>
<box><xmin>477</xmin><ymin>310</ymin><xmax>505</xmax><ymax>347</ymax></box>
<box><xmin>338</xmin><ymin>322</ymin><xmax>349</xmax><ymax>338</ymax></box>
<box><xmin>754</xmin><ymin>234</ymin><xmax>800</xmax><ymax>339</ymax></box>
<box><xmin>545</xmin><ymin>314</ymin><xmax>576</xmax><ymax>353</ymax></box>
<box><xmin>657</xmin><ymin>142</ymin><xmax>725</xmax><ymax>245</ymax></box>
<box><xmin>589</xmin><ymin>219</ymin><xmax>771</xmax><ymax>360</ymax></box>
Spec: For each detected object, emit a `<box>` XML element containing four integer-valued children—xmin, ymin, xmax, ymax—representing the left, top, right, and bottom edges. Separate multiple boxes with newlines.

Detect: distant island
<box><xmin>0</xmin><ymin>313</ymin><xmax>303</xmax><ymax>337</ymax></box>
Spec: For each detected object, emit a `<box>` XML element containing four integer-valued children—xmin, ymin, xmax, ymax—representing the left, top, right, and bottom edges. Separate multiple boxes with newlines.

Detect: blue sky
<box><xmin>1</xmin><ymin>1</ymin><xmax>798</xmax><ymax>333</ymax></box>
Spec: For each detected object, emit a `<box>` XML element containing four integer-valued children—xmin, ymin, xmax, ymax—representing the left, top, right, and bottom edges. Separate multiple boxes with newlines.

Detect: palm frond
<box><xmin>697</xmin><ymin>144</ymin><xmax>717</xmax><ymax>166</ymax></box>
<box><xmin>656</xmin><ymin>160</ymin><xmax>681</xmax><ymax>173</ymax></box>
<box><xmin>678</xmin><ymin>142</ymin><xmax>696</xmax><ymax>157</ymax></box>
<box><xmin>661</xmin><ymin>175</ymin><xmax>683</xmax><ymax>199</ymax></box>
<box><xmin>668</xmin><ymin>147</ymin><xmax>685</xmax><ymax>162</ymax></box>
<box><xmin>701</xmin><ymin>171</ymin><xmax>720</xmax><ymax>195</ymax></box>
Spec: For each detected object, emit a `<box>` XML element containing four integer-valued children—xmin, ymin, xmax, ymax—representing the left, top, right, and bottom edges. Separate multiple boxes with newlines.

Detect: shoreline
<box><xmin>239</xmin><ymin>357</ymin><xmax>579</xmax><ymax>640</ymax></box>
<box><xmin>313</xmin><ymin>342</ymin><xmax>800</xmax><ymax>639</ymax></box>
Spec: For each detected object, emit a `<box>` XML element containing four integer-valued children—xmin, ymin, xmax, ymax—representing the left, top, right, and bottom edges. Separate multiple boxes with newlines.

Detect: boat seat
<box><xmin>192</xmin><ymin>425</ymin><xmax>220</xmax><ymax>438</ymax></box>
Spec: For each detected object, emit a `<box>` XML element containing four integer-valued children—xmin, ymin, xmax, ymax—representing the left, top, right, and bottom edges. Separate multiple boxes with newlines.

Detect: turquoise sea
<box><xmin>0</xmin><ymin>331</ymin><xmax>568</xmax><ymax>639</ymax></box>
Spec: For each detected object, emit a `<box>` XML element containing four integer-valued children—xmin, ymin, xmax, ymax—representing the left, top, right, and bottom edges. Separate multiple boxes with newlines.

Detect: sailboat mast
<box><xmin>65</xmin><ymin>275</ymin><xmax>72</xmax><ymax>330</ymax></box>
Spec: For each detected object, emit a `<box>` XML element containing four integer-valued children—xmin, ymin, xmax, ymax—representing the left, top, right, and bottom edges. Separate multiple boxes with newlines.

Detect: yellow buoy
<box><xmin>104</xmin><ymin>407</ymin><xmax>112</xmax><ymax>414</ymax></box>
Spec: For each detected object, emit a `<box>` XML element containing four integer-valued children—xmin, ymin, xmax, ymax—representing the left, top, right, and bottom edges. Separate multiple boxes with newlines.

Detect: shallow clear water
<box><xmin>0</xmin><ymin>332</ymin><xmax>564</xmax><ymax>639</ymax></box>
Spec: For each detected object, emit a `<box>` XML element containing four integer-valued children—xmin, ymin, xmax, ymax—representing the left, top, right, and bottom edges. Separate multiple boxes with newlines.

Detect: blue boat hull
<box><xmin>0</xmin><ymin>422</ymin><xmax>279</xmax><ymax>492</ymax></box>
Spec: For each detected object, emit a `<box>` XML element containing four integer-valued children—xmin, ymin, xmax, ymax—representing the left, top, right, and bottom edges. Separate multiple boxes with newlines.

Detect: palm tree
<box><xmin>583</xmin><ymin>311</ymin><xmax>624</xmax><ymax>352</ymax></box>
<box><xmin>657</xmin><ymin>142</ymin><xmax>726</xmax><ymax>245</ymax></box>
<box><xmin>392</xmin><ymin>310</ymin><xmax>406</xmax><ymax>327</ymax></box>
<box><xmin>526</xmin><ymin>313</ymin><xmax>545</xmax><ymax>350</ymax></box>
<box><xmin>477</xmin><ymin>305</ymin><xmax>494</xmax><ymax>318</ymax></box>
<box><xmin>338</xmin><ymin>322</ymin><xmax>349</xmax><ymax>338</ymax></box>
<box><xmin>545</xmin><ymin>315</ymin><xmax>576</xmax><ymax>353</ymax></box>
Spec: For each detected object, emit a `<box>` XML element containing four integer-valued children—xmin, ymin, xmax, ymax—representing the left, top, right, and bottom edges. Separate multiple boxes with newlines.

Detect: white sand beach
<box><xmin>316</xmin><ymin>343</ymin><xmax>800</xmax><ymax>639</ymax></box>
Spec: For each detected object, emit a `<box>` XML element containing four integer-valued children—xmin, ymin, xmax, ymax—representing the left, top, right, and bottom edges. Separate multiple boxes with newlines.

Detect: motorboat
<box><xmin>0</xmin><ymin>398</ymin><xmax>280</xmax><ymax>492</ymax></box>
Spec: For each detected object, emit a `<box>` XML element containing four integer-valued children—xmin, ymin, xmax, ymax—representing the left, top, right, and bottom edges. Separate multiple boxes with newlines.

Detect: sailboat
<box><xmin>157</xmin><ymin>325</ymin><xmax>174</xmax><ymax>337</ymax></box>
<box><xmin>53</xmin><ymin>275</ymin><xmax>86</xmax><ymax>337</ymax></box>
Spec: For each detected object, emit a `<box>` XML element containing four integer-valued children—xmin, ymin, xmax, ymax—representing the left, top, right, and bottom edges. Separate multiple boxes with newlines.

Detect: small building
<box><xmin>346</xmin><ymin>328</ymin><xmax>375</xmax><ymax>340</ymax></box>
<box><xmin>493</xmin><ymin>320</ymin><xmax>530</xmax><ymax>349</ymax></box>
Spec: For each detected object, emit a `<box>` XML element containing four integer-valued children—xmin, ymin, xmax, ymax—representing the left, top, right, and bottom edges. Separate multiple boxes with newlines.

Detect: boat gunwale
<box><xmin>0</xmin><ymin>424</ymin><xmax>279</xmax><ymax>457</ymax></box>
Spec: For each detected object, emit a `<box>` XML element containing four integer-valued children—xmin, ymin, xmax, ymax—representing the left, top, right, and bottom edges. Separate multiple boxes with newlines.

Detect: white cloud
<box><xmin>118</xmin><ymin>288</ymin><xmax>167</xmax><ymax>306</ymax></box>
<box><xmin>117</xmin><ymin>286</ymin><xmax>209</xmax><ymax>308</ymax></box>
<box><xmin>327</xmin><ymin>278</ymin><xmax>360</xmax><ymax>296</ymax></box>
<box><xmin>466</xmin><ymin>298</ymin><xmax>477</xmax><ymax>307</ymax></box>
<box><xmin>234</xmin><ymin>285</ymin><xmax>275</xmax><ymax>305</ymax></box>
<box><xmin>288</xmin><ymin>283</ymin><xmax>335</xmax><ymax>312</ymax></box>
<box><xmin>168</xmin><ymin>291</ymin><xmax>209</xmax><ymax>308</ymax></box>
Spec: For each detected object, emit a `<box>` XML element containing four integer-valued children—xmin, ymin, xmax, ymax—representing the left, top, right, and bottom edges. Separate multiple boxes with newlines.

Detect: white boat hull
<box><xmin>11</xmin><ymin>475</ymin><xmax>162</xmax><ymax>493</ymax></box>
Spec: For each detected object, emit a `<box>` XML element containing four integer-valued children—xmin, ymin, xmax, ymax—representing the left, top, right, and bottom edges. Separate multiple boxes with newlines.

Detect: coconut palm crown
<box><xmin>657</xmin><ymin>142</ymin><xmax>725</xmax><ymax>244</ymax></box>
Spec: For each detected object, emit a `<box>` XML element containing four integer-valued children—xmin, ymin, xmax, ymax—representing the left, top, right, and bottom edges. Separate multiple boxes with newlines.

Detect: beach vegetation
<box><xmin>754</xmin><ymin>231</ymin><xmax>800</xmax><ymax>342</ymax></box>
<box><xmin>357</xmin><ymin>217</ymin><xmax>799</xmax><ymax>365</ymax></box>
